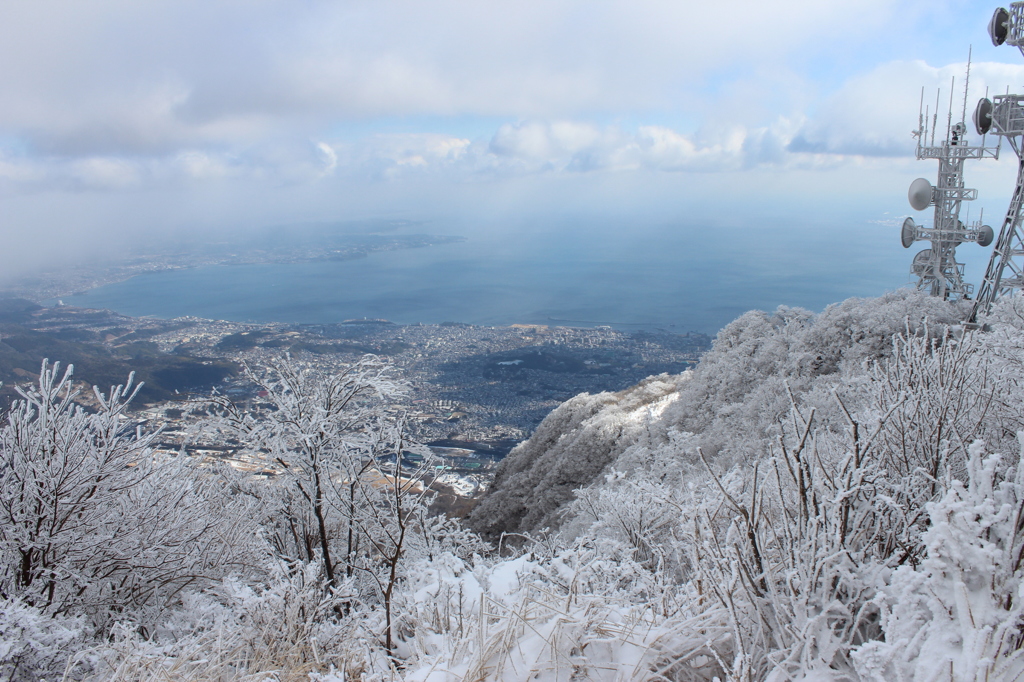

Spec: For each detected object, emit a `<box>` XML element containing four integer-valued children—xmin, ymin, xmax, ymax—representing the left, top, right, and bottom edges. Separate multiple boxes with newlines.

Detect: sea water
<box><xmin>59</xmin><ymin>216</ymin><xmax>925</xmax><ymax>334</ymax></box>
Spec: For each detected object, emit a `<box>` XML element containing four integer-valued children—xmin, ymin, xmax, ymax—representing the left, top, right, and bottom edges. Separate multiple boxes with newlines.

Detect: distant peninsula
<box><xmin>0</xmin><ymin>220</ymin><xmax>466</xmax><ymax>303</ymax></box>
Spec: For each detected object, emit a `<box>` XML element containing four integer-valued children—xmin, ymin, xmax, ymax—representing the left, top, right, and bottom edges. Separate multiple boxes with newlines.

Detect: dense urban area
<box><xmin>0</xmin><ymin>296</ymin><xmax>710</xmax><ymax>501</ymax></box>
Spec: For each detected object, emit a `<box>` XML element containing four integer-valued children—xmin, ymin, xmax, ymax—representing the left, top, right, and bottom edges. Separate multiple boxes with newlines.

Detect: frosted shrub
<box><xmin>565</xmin><ymin>474</ymin><xmax>685</xmax><ymax>577</ymax></box>
<box><xmin>853</xmin><ymin>440</ymin><xmax>1024</xmax><ymax>682</ymax></box>
<box><xmin>401</xmin><ymin>545</ymin><xmax>699</xmax><ymax>682</ymax></box>
<box><xmin>0</xmin><ymin>361</ymin><xmax>262</xmax><ymax>634</ymax></box>
<box><xmin>869</xmin><ymin>329</ymin><xmax>991</xmax><ymax>514</ymax></box>
<box><xmin>0</xmin><ymin>597</ymin><xmax>84</xmax><ymax>681</ymax></box>
<box><xmin>83</xmin><ymin>562</ymin><xmax>377</xmax><ymax>681</ymax></box>
<box><xmin>679</xmin><ymin>411</ymin><xmax>883</xmax><ymax>680</ymax></box>
<box><xmin>653</xmin><ymin>328</ymin><xmax>1022</xmax><ymax>680</ymax></box>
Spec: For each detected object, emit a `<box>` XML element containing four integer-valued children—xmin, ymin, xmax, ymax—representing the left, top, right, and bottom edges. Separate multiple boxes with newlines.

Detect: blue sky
<box><xmin>2</xmin><ymin>0</ymin><xmax>1024</xmax><ymax>282</ymax></box>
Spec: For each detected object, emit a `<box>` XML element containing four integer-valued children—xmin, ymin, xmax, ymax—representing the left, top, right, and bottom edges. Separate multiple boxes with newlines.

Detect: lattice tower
<box><xmin>970</xmin><ymin>4</ymin><xmax>1024</xmax><ymax>320</ymax></box>
<box><xmin>904</xmin><ymin>66</ymin><xmax>997</xmax><ymax>300</ymax></box>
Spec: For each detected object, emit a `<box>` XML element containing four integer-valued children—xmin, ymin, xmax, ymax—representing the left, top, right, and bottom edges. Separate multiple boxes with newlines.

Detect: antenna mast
<box><xmin>962</xmin><ymin>45</ymin><xmax>972</xmax><ymax>123</ymax></box>
<box><xmin>903</xmin><ymin>50</ymin><xmax>997</xmax><ymax>301</ymax></box>
<box><xmin>970</xmin><ymin>3</ymin><xmax>1024</xmax><ymax>321</ymax></box>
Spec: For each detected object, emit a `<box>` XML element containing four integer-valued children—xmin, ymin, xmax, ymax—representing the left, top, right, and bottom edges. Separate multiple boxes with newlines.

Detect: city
<box><xmin>0</xmin><ymin>297</ymin><xmax>711</xmax><ymax>503</ymax></box>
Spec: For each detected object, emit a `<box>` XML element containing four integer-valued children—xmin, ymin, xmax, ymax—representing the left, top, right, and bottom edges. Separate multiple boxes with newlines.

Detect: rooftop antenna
<box><xmin>969</xmin><ymin>3</ymin><xmax>1024</xmax><ymax>321</ymax></box>
<box><xmin>903</xmin><ymin>52</ymin><xmax>998</xmax><ymax>301</ymax></box>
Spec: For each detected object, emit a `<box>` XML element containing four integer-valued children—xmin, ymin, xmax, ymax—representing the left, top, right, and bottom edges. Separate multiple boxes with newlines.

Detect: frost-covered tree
<box><xmin>207</xmin><ymin>355</ymin><xmax>484</xmax><ymax>658</ymax></box>
<box><xmin>208</xmin><ymin>356</ymin><xmax>402</xmax><ymax>588</ymax></box>
<box><xmin>9</xmin><ymin>291</ymin><xmax>1023</xmax><ymax>681</ymax></box>
<box><xmin>0</xmin><ymin>362</ymin><xmax>260</xmax><ymax>628</ymax></box>
<box><xmin>0</xmin><ymin>361</ymin><xmax>264</xmax><ymax>679</ymax></box>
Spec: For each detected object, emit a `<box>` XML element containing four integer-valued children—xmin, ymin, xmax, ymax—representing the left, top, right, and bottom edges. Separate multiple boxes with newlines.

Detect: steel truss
<box><xmin>907</xmin><ymin>117</ymin><xmax>997</xmax><ymax>300</ymax></box>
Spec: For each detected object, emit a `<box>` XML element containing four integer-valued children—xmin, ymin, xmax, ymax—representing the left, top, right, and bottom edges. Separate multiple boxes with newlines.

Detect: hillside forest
<box><xmin>4</xmin><ymin>289</ymin><xmax>1024</xmax><ymax>681</ymax></box>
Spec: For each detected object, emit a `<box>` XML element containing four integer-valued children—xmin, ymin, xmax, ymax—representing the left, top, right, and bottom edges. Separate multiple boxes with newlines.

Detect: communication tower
<box><xmin>903</xmin><ymin>57</ymin><xmax>997</xmax><ymax>300</ymax></box>
<box><xmin>970</xmin><ymin>4</ymin><xmax>1024</xmax><ymax>320</ymax></box>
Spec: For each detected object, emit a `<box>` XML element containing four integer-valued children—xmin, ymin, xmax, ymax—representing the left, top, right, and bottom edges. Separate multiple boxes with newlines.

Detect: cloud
<box><xmin>0</xmin><ymin>0</ymin><xmax>927</xmax><ymax>159</ymax></box>
<box><xmin>0</xmin><ymin>0</ymin><xmax>1017</xmax><ymax>284</ymax></box>
<box><xmin>174</xmin><ymin>151</ymin><xmax>233</xmax><ymax>181</ymax></box>
<box><xmin>315</xmin><ymin>142</ymin><xmax>337</xmax><ymax>176</ymax></box>
<box><xmin>481</xmin><ymin>122</ymin><xmax>757</xmax><ymax>174</ymax></box>
<box><xmin>7</xmin><ymin>49</ymin><xmax>1019</xmax><ymax>196</ymax></box>
<box><xmin>790</xmin><ymin>59</ymin><xmax>1024</xmax><ymax>156</ymax></box>
<box><xmin>0</xmin><ymin>109</ymin><xmax>940</xmax><ymax>197</ymax></box>
<box><xmin>338</xmin><ymin>118</ymin><xmax>840</xmax><ymax>178</ymax></box>
<box><xmin>0</xmin><ymin>0</ymin><xmax>981</xmax><ymax>195</ymax></box>
<box><xmin>70</xmin><ymin>157</ymin><xmax>143</xmax><ymax>189</ymax></box>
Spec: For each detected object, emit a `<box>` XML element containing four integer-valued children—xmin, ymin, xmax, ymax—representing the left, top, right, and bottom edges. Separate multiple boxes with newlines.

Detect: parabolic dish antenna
<box><xmin>974</xmin><ymin>97</ymin><xmax>994</xmax><ymax>135</ymax></box>
<box><xmin>991</xmin><ymin>7</ymin><xmax>1011</xmax><ymax>46</ymax></box>
<box><xmin>979</xmin><ymin>224</ymin><xmax>995</xmax><ymax>247</ymax></box>
<box><xmin>901</xmin><ymin>217</ymin><xmax>916</xmax><ymax>248</ymax></box>
<box><xmin>912</xmin><ymin>249</ymin><xmax>935</xmax><ymax>277</ymax></box>
<box><xmin>908</xmin><ymin>177</ymin><xmax>933</xmax><ymax>211</ymax></box>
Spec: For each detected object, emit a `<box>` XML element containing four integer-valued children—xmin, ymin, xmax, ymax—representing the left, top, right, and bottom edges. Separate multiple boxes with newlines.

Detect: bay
<box><xmin>59</xmin><ymin>216</ymin><xmax>920</xmax><ymax>334</ymax></box>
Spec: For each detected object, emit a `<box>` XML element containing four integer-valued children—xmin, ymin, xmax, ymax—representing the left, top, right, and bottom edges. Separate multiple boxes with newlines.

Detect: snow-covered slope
<box><xmin>15</xmin><ymin>289</ymin><xmax>1024</xmax><ymax>681</ymax></box>
<box><xmin>469</xmin><ymin>290</ymin><xmax>967</xmax><ymax>538</ymax></box>
<box><xmin>469</xmin><ymin>373</ymin><xmax>686</xmax><ymax>538</ymax></box>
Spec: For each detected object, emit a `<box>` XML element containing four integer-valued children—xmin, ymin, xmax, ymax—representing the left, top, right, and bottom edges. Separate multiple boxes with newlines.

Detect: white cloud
<box><xmin>315</xmin><ymin>142</ymin><xmax>337</xmax><ymax>176</ymax></box>
<box><xmin>488</xmin><ymin>121</ymin><xmax>608</xmax><ymax>169</ymax></box>
<box><xmin>790</xmin><ymin>60</ymin><xmax>1024</xmax><ymax>156</ymax></box>
<box><xmin>0</xmin><ymin>0</ymin><xmax>1017</xmax><ymax>281</ymax></box>
<box><xmin>0</xmin><ymin>108</ymin><xmax>959</xmax><ymax>196</ymax></box>
<box><xmin>0</xmin><ymin>154</ymin><xmax>46</xmax><ymax>185</ymax></box>
<box><xmin>175</xmin><ymin>151</ymin><xmax>232</xmax><ymax>181</ymax></box>
<box><xmin>0</xmin><ymin>0</ymin><xmax>939</xmax><ymax>159</ymax></box>
<box><xmin>325</xmin><ymin>134</ymin><xmax>471</xmax><ymax>179</ymax></box>
<box><xmin>70</xmin><ymin>157</ymin><xmax>142</xmax><ymax>189</ymax></box>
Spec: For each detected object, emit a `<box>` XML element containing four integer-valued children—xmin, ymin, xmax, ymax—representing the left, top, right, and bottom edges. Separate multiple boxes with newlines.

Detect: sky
<box><xmin>3</xmin><ymin>0</ymin><xmax>1024</xmax><ymax>282</ymax></box>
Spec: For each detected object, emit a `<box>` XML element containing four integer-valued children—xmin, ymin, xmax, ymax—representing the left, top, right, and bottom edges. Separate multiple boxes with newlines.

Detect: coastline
<box><xmin>0</xmin><ymin>234</ymin><xmax>467</xmax><ymax>304</ymax></box>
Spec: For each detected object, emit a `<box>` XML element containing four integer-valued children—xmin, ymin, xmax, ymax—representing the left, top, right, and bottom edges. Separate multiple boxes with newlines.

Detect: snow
<box><xmin>10</xmin><ymin>291</ymin><xmax>1024</xmax><ymax>680</ymax></box>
